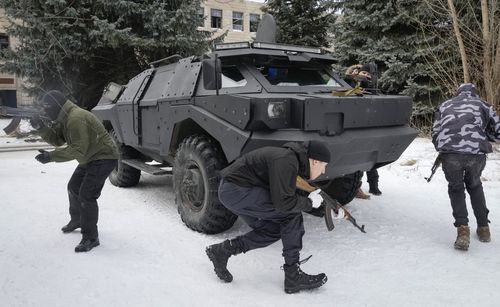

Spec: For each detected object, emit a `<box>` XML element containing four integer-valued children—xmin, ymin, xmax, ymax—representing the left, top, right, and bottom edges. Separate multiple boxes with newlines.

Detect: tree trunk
<box><xmin>447</xmin><ymin>0</ymin><xmax>470</xmax><ymax>83</ymax></box>
<box><xmin>481</xmin><ymin>0</ymin><xmax>493</xmax><ymax>104</ymax></box>
<box><xmin>492</xmin><ymin>1</ymin><xmax>500</xmax><ymax>109</ymax></box>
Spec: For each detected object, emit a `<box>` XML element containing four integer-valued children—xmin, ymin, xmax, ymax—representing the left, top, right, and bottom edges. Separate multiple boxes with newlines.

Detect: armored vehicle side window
<box><xmin>221</xmin><ymin>66</ymin><xmax>247</xmax><ymax>88</ymax></box>
<box><xmin>258</xmin><ymin>65</ymin><xmax>341</xmax><ymax>87</ymax></box>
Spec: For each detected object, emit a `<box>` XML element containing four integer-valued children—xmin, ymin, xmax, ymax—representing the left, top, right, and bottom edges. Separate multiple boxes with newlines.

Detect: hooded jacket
<box><xmin>220</xmin><ymin>142</ymin><xmax>312</xmax><ymax>213</ymax></box>
<box><xmin>39</xmin><ymin>100</ymin><xmax>119</xmax><ymax>164</ymax></box>
<box><xmin>432</xmin><ymin>83</ymin><xmax>500</xmax><ymax>154</ymax></box>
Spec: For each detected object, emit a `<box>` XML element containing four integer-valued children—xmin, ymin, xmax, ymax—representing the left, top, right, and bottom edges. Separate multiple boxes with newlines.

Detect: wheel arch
<box><xmin>167</xmin><ymin>108</ymin><xmax>250</xmax><ymax>163</ymax></box>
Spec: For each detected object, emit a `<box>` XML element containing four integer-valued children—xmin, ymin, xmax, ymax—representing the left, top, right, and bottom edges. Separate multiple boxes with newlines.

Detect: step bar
<box><xmin>122</xmin><ymin>159</ymin><xmax>172</xmax><ymax>175</ymax></box>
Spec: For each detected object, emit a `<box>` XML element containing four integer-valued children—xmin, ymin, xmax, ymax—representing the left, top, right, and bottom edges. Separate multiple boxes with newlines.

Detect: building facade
<box><xmin>199</xmin><ymin>0</ymin><xmax>264</xmax><ymax>43</ymax></box>
<box><xmin>0</xmin><ymin>2</ymin><xmax>265</xmax><ymax>107</ymax></box>
<box><xmin>0</xmin><ymin>8</ymin><xmax>25</xmax><ymax>107</ymax></box>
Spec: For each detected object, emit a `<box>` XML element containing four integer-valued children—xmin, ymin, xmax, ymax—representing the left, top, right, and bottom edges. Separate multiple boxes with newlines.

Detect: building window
<box><xmin>197</xmin><ymin>7</ymin><xmax>205</xmax><ymax>27</ymax></box>
<box><xmin>249</xmin><ymin>14</ymin><xmax>260</xmax><ymax>32</ymax></box>
<box><xmin>211</xmin><ymin>9</ymin><xmax>222</xmax><ymax>29</ymax></box>
<box><xmin>232</xmin><ymin>12</ymin><xmax>243</xmax><ymax>31</ymax></box>
<box><xmin>0</xmin><ymin>33</ymin><xmax>9</xmax><ymax>50</ymax></box>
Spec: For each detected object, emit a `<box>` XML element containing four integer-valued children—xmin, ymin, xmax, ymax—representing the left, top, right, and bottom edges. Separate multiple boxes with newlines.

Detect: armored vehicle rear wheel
<box><xmin>318</xmin><ymin>171</ymin><xmax>362</xmax><ymax>205</ymax></box>
<box><xmin>109</xmin><ymin>130</ymin><xmax>141</xmax><ymax>187</ymax></box>
<box><xmin>174</xmin><ymin>135</ymin><xmax>237</xmax><ymax>234</ymax></box>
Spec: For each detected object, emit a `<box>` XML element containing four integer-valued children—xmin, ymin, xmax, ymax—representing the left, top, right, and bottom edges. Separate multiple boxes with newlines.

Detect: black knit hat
<box><xmin>307</xmin><ymin>140</ymin><xmax>331</xmax><ymax>163</ymax></box>
<box><xmin>41</xmin><ymin>90</ymin><xmax>66</xmax><ymax>120</ymax></box>
<box><xmin>360</xmin><ymin>63</ymin><xmax>371</xmax><ymax>74</ymax></box>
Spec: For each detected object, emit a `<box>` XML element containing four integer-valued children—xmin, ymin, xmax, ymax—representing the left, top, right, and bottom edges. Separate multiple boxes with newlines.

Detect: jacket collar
<box><xmin>55</xmin><ymin>100</ymin><xmax>78</xmax><ymax>123</ymax></box>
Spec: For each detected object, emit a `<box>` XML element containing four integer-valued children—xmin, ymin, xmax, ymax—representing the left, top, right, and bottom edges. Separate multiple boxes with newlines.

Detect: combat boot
<box><xmin>206</xmin><ymin>239</ymin><xmax>242</xmax><ymax>282</ymax></box>
<box><xmin>355</xmin><ymin>188</ymin><xmax>370</xmax><ymax>200</ymax></box>
<box><xmin>368</xmin><ymin>182</ymin><xmax>382</xmax><ymax>196</ymax></box>
<box><xmin>75</xmin><ymin>238</ymin><xmax>100</xmax><ymax>252</ymax></box>
<box><xmin>476</xmin><ymin>226</ymin><xmax>491</xmax><ymax>242</ymax></box>
<box><xmin>61</xmin><ymin>220</ymin><xmax>81</xmax><ymax>233</ymax></box>
<box><xmin>283</xmin><ymin>262</ymin><xmax>328</xmax><ymax>294</ymax></box>
<box><xmin>454</xmin><ymin>225</ymin><xmax>470</xmax><ymax>251</ymax></box>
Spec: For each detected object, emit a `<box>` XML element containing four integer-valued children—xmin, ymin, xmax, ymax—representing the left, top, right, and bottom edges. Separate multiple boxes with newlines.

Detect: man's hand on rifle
<box><xmin>308</xmin><ymin>189</ymin><xmax>324</xmax><ymax>208</ymax></box>
<box><xmin>30</xmin><ymin>116</ymin><xmax>44</xmax><ymax>130</ymax></box>
<box><xmin>35</xmin><ymin>149</ymin><xmax>51</xmax><ymax>164</ymax></box>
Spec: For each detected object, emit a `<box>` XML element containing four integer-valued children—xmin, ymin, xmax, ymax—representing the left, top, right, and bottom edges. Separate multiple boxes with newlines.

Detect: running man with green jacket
<box><xmin>31</xmin><ymin>90</ymin><xmax>118</xmax><ymax>252</ymax></box>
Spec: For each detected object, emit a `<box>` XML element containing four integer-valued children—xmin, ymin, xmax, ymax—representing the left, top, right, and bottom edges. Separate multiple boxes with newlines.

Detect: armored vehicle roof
<box><xmin>209</xmin><ymin>41</ymin><xmax>338</xmax><ymax>64</ymax></box>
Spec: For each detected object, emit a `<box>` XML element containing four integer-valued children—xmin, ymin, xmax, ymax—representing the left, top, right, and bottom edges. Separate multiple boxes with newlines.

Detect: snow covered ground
<box><xmin>1</xmin><ymin>119</ymin><xmax>500</xmax><ymax>307</ymax></box>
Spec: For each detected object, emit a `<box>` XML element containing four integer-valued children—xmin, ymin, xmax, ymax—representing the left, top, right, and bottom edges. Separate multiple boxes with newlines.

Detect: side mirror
<box><xmin>202</xmin><ymin>58</ymin><xmax>222</xmax><ymax>91</ymax></box>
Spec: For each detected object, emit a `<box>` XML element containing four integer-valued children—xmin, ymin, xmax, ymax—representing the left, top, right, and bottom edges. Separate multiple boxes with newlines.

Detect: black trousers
<box><xmin>366</xmin><ymin>169</ymin><xmax>379</xmax><ymax>186</ymax></box>
<box><xmin>67</xmin><ymin>159</ymin><xmax>117</xmax><ymax>239</ymax></box>
<box><xmin>218</xmin><ymin>180</ymin><xmax>305</xmax><ymax>266</ymax></box>
<box><xmin>441</xmin><ymin>153</ymin><xmax>489</xmax><ymax>227</ymax></box>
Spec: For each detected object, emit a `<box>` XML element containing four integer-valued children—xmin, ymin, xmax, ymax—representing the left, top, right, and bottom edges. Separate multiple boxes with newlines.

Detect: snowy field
<box><xmin>1</xmin><ymin>119</ymin><xmax>500</xmax><ymax>307</ymax></box>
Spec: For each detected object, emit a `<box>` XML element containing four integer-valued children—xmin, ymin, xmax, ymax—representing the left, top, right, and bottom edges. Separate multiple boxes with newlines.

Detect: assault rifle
<box><xmin>425</xmin><ymin>153</ymin><xmax>442</xmax><ymax>182</ymax></box>
<box><xmin>0</xmin><ymin>105</ymin><xmax>48</xmax><ymax>135</ymax></box>
<box><xmin>296</xmin><ymin>176</ymin><xmax>366</xmax><ymax>233</ymax></box>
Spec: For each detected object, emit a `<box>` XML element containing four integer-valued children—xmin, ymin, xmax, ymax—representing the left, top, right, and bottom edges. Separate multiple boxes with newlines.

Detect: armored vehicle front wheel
<box><xmin>108</xmin><ymin>130</ymin><xmax>141</xmax><ymax>187</ymax></box>
<box><xmin>173</xmin><ymin>135</ymin><xmax>237</xmax><ymax>234</ymax></box>
<box><xmin>317</xmin><ymin>171</ymin><xmax>363</xmax><ymax>205</ymax></box>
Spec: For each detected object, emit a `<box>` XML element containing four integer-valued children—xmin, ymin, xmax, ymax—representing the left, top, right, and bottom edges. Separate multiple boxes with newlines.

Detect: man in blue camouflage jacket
<box><xmin>432</xmin><ymin>83</ymin><xmax>500</xmax><ymax>251</ymax></box>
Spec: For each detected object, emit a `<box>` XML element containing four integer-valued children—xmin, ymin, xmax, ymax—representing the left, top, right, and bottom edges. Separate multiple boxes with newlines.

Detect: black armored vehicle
<box><xmin>92</xmin><ymin>17</ymin><xmax>417</xmax><ymax>234</ymax></box>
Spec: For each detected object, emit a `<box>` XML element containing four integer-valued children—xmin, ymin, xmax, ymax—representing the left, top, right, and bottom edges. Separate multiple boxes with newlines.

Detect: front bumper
<box><xmin>242</xmin><ymin>126</ymin><xmax>417</xmax><ymax>179</ymax></box>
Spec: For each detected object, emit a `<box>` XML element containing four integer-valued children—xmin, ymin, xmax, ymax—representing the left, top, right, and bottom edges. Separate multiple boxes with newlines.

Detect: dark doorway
<box><xmin>0</xmin><ymin>90</ymin><xmax>17</xmax><ymax>108</ymax></box>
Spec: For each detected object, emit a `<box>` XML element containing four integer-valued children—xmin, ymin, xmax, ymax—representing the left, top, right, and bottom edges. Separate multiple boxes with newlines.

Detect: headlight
<box><xmin>267</xmin><ymin>101</ymin><xmax>286</xmax><ymax>119</ymax></box>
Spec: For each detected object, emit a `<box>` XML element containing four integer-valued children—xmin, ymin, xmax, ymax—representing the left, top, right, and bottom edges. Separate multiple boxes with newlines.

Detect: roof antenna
<box><xmin>255</xmin><ymin>14</ymin><xmax>276</xmax><ymax>43</ymax></box>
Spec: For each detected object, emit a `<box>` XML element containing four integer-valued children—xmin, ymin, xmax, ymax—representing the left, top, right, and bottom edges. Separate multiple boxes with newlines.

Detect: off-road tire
<box><xmin>174</xmin><ymin>135</ymin><xmax>237</xmax><ymax>234</ymax></box>
<box><xmin>318</xmin><ymin>171</ymin><xmax>362</xmax><ymax>205</ymax></box>
<box><xmin>108</xmin><ymin>130</ymin><xmax>141</xmax><ymax>187</ymax></box>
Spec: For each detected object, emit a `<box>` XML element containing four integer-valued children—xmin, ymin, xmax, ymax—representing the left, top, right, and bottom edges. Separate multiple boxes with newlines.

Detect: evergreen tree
<box><xmin>331</xmin><ymin>0</ymin><xmax>450</xmax><ymax>131</ymax></box>
<box><xmin>263</xmin><ymin>0</ymin><xmax>333</xmax><ymax>47</ymax></box>
<box><xmin>0</xmin><ymin>0</ymin><xmax>212</xmax><ymax>108</ymax></box>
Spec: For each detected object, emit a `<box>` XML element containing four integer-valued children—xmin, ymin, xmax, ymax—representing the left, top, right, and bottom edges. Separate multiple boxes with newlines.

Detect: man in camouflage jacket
<box><xmin>432</xmin><ymin>83</ymin><xmax>500</xmax><ymax>251</ymax></box>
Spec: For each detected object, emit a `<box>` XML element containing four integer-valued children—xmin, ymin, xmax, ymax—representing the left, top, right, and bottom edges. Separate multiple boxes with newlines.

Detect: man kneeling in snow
<box><xmin>206</xmin><ymin>140</ymin><xmax>334</xmax><ymax>293</ymax></box>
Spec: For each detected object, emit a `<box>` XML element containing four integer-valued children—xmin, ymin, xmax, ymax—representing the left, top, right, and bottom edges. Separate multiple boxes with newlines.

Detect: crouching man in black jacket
<box><xmin>206</xmin><ymin>141</ymin><xmax>330</xmax><ymax>293</ymax></box>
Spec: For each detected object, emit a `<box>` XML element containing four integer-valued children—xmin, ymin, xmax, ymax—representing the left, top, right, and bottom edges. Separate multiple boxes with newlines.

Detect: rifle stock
<box><xmin>0</xmin><ymin>106</ymin><xmax>46</xmax><ymax>135</ymax></box>
<box><xmin>296</xmin><ymin>176</ymin><xmax>366</xmax><ymax>233</ymax></box>
<box><xmin>425</xmin><ymin>153</ymin><xmax>442</xmax><ymax>182</ymax></box>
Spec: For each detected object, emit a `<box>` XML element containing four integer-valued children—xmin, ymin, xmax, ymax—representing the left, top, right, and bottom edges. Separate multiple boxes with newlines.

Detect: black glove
<box><xmin>35</xmin><ymin>149</ymin><xmax>51</xmax><ymax>164</ymax></box>
<box><xmin>30</xmin><ymin>116</ymin><xmax>44</xmax><ymax>130</ymax></box>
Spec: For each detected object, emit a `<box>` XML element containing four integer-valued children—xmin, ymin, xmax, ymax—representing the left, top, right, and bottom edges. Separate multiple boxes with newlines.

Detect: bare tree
<box><xmin>421</xmin><ymin>0</ymin><xmax>499</xmax><ymax>108</ymax></box>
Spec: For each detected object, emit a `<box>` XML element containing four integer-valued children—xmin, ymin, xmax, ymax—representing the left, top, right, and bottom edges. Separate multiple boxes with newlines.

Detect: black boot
<box><xmin>61</xmin><ymin>220</ymin><xmax>81</xmax><ymax>233</ymax></box>
<box><xmin>368</xmin><ymin>180</ymin><xmax>382</xmax><ymax>195</ymax></box>
<box><xmin>283</xmin><ymin>262</ymin><xmax>327</xmax><ymax>294</ymax></box>
<box><xmin>369</xmin><ymin>185</ymin><xmax>382</xmax><ymax>195</ymax></box>
<box><xmin>206</xmin><ymin>239</ymin><xmax>242</xmax><ymax>282</ymax></box>
<box><xmin>367</xmin><ymin>170</ymin><xmax>381</xmax><ymax>195</ymax></box>
<box><xmin>75</xmin><ymin>238</ymin><xmax>100</xmax><ymax>253</ymax></box>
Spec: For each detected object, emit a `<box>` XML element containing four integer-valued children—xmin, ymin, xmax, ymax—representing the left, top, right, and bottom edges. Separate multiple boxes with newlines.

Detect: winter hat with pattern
<box><xmin>457</xmin><ymin>83</ymin><xmax>478</xmax><ymax>97</ymax></box>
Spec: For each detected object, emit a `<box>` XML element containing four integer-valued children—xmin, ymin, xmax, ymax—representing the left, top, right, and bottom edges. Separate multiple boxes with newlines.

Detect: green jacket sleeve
<box><xmin>39</xmin><ymin>124</ymin><xmax>66</xmax><ymax>147</ymax></box>
<box><xmin>49</xmin><ymin>119</ymin><xmax>90</xmax><ymax>162</ymax></box>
